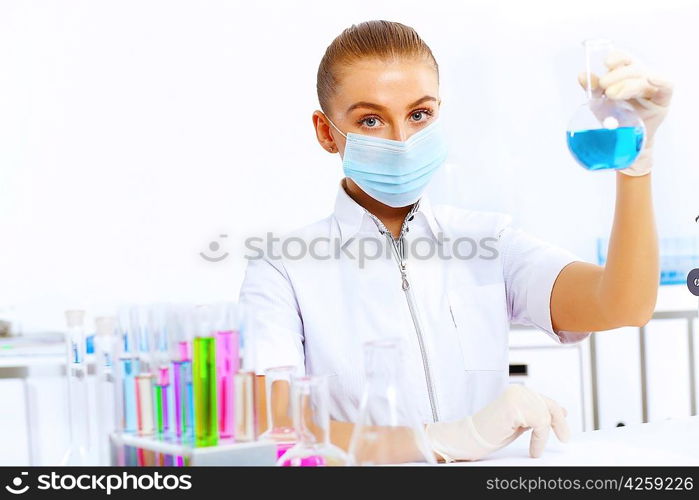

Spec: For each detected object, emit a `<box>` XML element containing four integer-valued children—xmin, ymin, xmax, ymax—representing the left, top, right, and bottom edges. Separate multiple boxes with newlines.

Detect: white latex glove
<box><xmin>425</xmin><ymin>384</ymin><xmax>571</xmax><ymax>462</ymax></box>
<box><xmin>577</xmin><ymin>50</ymin><xmax>673</xmax><ymax>176</ymax></box>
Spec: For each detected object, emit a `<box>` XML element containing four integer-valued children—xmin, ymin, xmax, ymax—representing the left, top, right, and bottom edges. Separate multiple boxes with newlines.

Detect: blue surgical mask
<box><xmin>326</xmin><ymin>116</ymin><xmax>448</xmax><ymax>208</ymax></box>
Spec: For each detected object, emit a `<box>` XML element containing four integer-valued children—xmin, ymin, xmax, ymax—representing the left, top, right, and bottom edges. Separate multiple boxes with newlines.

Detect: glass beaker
<box><xmin>567</xmin><ymin>38</ymin><xmax>646</xmax><ymax>171</ymax></box>
<box><xmin>277</xmin><ymin>375</ymin><xmax>350</xmax><ymax>466</ymax></box>
<box><xmin>259</xmin><ymin>365</ymin><xmax>298</xmax><ymax>457</ymax></box>
<box><xmin>348</xmin><ymin>339</ymin><xmax>436</xmax><ymax>465</ymax></box>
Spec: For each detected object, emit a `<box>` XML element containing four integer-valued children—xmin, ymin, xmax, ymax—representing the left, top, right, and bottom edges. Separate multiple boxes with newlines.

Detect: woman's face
<box><xmin>314</xmin><ymin>57</ymin><xmax>440</xmax><ymax>155</ymax></box>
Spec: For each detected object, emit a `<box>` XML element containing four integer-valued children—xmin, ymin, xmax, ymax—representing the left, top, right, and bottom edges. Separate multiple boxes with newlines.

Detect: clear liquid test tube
<box><xmin>61</xmin><ymin>310</ymin><xmax>92</xmax><ymax>465</ymax></box>
<box><xmin>135</xmin><ymin>373</ymin><xmax>155</xmax><ymax>436</ymax></box>
<box><xmin>234</xmin><ymin>369</ymin><xmax>257</xmax><ymax>442</ymax></box>
<box><xmin>94</xmin><ymin>316</ymin><xmax>118</xmax><ymax>465</ymax></box>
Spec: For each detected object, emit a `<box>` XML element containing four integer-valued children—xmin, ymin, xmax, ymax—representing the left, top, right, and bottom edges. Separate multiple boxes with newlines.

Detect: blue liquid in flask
<box><xmin>567</xmin><ymin>126</ymin><xmax>644</xmax><ymax>171</ymax></box>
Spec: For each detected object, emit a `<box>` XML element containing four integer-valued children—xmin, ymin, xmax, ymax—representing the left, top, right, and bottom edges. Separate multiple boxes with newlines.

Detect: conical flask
<box><xmin>276</xmin><ymin>375</ymin><xmax>350</xmax><ymax>466</ymax></box>
<box><xmin>566</xmin><ymin>38</ymin><xmax>646</xmax><ymax>171</ymax></box>
<box><xmin>348</xmin><ymin>339</ymin><xmax>436</xmax><ymax>465</ymax></box>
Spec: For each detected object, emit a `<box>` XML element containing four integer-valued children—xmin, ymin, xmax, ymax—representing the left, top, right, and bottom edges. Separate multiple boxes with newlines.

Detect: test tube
<box><xmin>150</xmin><ymin>304</ymin><xmax>172</xmax><ymax>440</ymax></box>
<box><xmin>117</xmin><ymin>307</ymin><xmax>139</xmax><ymax>434</ymax></box>
<box><xmin>94</xmin><ymin>316</ymin><xmax>118</xmax><ymax>465</ymax></box>
<box><xmin>133</xmin><ymin>305</ymin><xmax>151</xmax><ymax>373</ymax></box>
<box><xmin>120</xmin><ymin>357</ymin><xmax>139</xmax><ymax>433</ymax></box>
<box><xmin>233</xmin><ymin>369</ymin><xmax>257</xmax><ymax>442</ymax></box>
<box><xmin>193</xmin><ymin>336</ymin><xmax>218</xmax><ymax>447</ymax></box>
<box><xmin>233</xmin><ymin>303</ymin><xmax>258</xmax><ymax>442</ymax></box>
<box><xmin>216</xmin><ymin>329</ymin><xmax>239</xmax><ymax>439</ymax></box>
<box><xmin>135</xmin><ymin>373</ymin><xmax>155</xmax><ymax>436</ymax></box>
<box><xmin>154</xmin><ymin>366</ymin><xmax>170</xmax><ymax>436</ymax></box>
<box><xmin>170</xmin><ymin>306</ymin><xmax>194</xmax><ymax>461</ymax></box>
<box><xmin>173</xmin><ymin>357</ymin><xmax>194</xmax><ymax>439</ymax></box>
<box><xmin>136</xmin><ymin>304</ymin><xmax>160</xmax><ymax>440</ymax></box>
<box><xmin>178</xmin><ymin>341</ymin><xmax>190</xmax><ymax>361</ymax></box>
<box><xmin>61</xmin><ymin>310</ymin><xmax>92</xmax><ymax>465</ymax></box>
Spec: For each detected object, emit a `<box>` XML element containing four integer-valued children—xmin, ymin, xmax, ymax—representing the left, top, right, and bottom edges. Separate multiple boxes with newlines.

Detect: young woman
<box><xmin>240</xmin><ymin>20</ymin><xmax>672</xmax><ymax>461</ymax></box>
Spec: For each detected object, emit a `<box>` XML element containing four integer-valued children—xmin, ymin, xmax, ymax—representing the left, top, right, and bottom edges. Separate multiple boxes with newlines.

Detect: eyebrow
<box><xmin>345</xmin><ymin>95</ymin><xmax>437</xmax><ymax>115</ymax></box>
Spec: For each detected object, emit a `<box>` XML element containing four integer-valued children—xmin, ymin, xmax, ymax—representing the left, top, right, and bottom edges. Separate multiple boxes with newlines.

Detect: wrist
<box><xmin>425</xmin><ymin>416</ymin><xmax>496</xmax><ymax>463</ymax></box>
<box><xmin>619</xmin><ymin>146</ymin><xmax>653</xmax><ymax>177</ymax></box>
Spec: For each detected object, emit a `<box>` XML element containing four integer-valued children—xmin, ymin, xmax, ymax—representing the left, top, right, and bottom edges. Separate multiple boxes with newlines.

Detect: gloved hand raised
<box><xmin>425</xmin><ymin>384</ymin><xmax>571</xmax><ymax>462</ymax></box>
<box><xmin>577</xmin><ymin>50</ymin><xmax>673</xmax><ymax>176</ymax></box>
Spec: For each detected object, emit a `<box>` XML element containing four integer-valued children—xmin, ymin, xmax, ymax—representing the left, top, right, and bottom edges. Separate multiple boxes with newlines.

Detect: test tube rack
<box><xmin>109</xmin><ymin>433</ymin><xmax>278</xmax><ymax>466</ymax></box>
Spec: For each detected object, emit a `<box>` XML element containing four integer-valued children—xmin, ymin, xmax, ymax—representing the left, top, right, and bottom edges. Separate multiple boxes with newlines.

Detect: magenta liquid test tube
<box><xmin>172</xmin><ymin>341</ymin><xmax>193</xmax><ymax>438</ymax></box>
<box><xmin>178</xmin><ymin>341</ymin><xmax>190</xmax><ymax>362</ymax></box>
<box><xmin>216</xmin><ymin>330</ymin><xmax>240</xmax><ymax>439</ymax></box>
<box><xmin>173</xmin><ymin>361</ymin><xmax>184</xmax><ymax>437</ymax></box>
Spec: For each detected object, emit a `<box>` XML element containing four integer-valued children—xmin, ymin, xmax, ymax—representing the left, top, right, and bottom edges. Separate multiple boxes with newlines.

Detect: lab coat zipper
<box><xmin>364</xmin><ymin>208</ymin><xmax>440</xmax><ymax>422</ymax></box>
<box><xmin>396</xmin><ymin>253</ymin><xmax>440</xmax><ymax>423</ymax></box>
<box><xmin>373</xmin><ymin>219</ymin><xmax>439</xmax><ymax>423</ymax></box>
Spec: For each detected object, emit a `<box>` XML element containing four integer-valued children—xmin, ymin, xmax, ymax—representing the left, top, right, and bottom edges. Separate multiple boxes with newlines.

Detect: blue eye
<box><xmin>356</xmin><ymin>108</ymin><xmax>433</xmax><ymax>131</ymax></box>
<box><xmin>410</xmin><ymin>109</ymin><xmax>433</xmax><ymax>122</ymax></box>
<box><xmin>360</xmin><ymin>116</ymin><xmax>379</xmax><ymax>128</ymax></box>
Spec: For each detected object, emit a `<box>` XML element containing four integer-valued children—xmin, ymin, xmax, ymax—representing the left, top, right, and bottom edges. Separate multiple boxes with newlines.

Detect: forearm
<box><xmin>551</xmin><ymin>165</ymin><xmax>659</xmax><ymax>332</ymax></box>
<box><xmin>330</xmin><ymin>420</ymin><xmax>354</xmax><ymax>451</ymax></box>
<box><xmin>598</xmin><ymin>169</ymin><xmax>659</xmax><ymax>325</ymax></box>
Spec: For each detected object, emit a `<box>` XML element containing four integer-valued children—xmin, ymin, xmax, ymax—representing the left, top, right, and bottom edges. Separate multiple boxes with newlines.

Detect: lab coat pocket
<box><xmin>447</xmin><ymin>283</ymin><xmax>509</xmax><ymax>372</ymax></box>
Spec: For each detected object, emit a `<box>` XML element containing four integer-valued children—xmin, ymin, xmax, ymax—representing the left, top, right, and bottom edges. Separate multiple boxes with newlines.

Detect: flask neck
<box><xmin>292</xmin><ymin>377</ymin><xmax>332</xmax><ymax>446</ymax></box>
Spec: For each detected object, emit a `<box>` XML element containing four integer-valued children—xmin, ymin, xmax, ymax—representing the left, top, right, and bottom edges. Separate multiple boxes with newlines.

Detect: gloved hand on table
<box><xmin>577</xmin><ymin>50</ymin><xmax>674</xmax><ymax>177</ymax></box>
<box><xmin>425</xmin><ymin>384</ymin><xmax>571</xmax><ymax>462</ymax></box>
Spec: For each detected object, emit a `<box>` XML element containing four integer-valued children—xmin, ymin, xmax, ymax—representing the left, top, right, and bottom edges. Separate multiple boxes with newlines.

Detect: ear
<box><xmin>312</xmin><ymin>110</ymin><xmax>339</xmax><ymax>154</ymax></box>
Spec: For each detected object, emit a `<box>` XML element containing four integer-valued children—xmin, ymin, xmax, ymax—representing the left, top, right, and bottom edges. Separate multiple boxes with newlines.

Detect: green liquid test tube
<box><xmin>193</xmin><ymin>337</ymin><xmax>218</xmax><ymax>447</ymax></box>
<box><xmin>154</xmin><ymin>385</ymin><xmax>164</xmax><ymax>433</ymax></box>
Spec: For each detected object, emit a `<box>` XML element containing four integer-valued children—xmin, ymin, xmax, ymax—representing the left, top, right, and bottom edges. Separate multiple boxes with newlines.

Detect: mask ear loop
<box><xmin>324</xmin><ymin>114</ymin><xmax>348</xmax><ymax>139</ymax></box>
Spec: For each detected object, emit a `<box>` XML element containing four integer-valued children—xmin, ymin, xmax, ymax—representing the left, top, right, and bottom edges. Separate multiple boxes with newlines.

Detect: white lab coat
<box><xmin>239</xmin><ymin>183</ymin><xmax>590</xmax><ymax>424</ymax></box>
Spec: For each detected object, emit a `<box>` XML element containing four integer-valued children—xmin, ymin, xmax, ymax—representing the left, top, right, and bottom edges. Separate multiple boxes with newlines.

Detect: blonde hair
<box><xmin>316</xmin><ymin>20</ymin><xmax>439</xmax><ymax>115</ymax></box>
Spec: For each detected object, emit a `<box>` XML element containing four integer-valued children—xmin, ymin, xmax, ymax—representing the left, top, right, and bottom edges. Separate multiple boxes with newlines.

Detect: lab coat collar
<box><xmin>416</xmin><ymin>192</ymin><xmax>442</xmax><ymax>242</ymax></box>
<box><xmin>333</xmin><ymin>179</ymin><xmax>441</xmax><ymax>244</ymax></box>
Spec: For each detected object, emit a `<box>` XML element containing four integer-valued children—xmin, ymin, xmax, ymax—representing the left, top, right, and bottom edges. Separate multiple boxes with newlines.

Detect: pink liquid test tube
<box><xmin>178</xmin><ymin>341</ymin><xmax>191</xmax><ymax>362</ymax></box>
<box><xmin>173</xmin><ymin>362</ymin><xmax>183</xmax><ymax>436</ymax></box>
<box><xmin>216</xmin><ymin>330</ymin><xmax>240</xmax><ymax>439</ymax></box>
<box><xmin>173</xmin><ymin>340</ymin><xmax>193</xmax><ymax>467</ymax></box>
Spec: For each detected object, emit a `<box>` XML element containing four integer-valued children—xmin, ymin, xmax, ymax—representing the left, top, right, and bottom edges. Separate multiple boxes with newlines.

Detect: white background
<box><xmin>1</xmin><ymin>0</ymin><xmax>699</xmax><ymax>466</ymax></box>
<box><xmin>1</xmin><ymin>0</ymin><xmax>698</xmax><ymax>329</ymax></box>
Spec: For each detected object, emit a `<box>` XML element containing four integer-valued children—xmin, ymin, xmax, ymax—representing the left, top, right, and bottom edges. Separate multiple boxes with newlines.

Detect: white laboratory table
<box><xmin>448</xmin><ymin>416</ymin><xmax>699</xmax><ymax>466</ymax></box>
<box><xmin>0</xmin><ymin>336</ymin><xmax>65</xmax><ymax>465</ymax></box>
